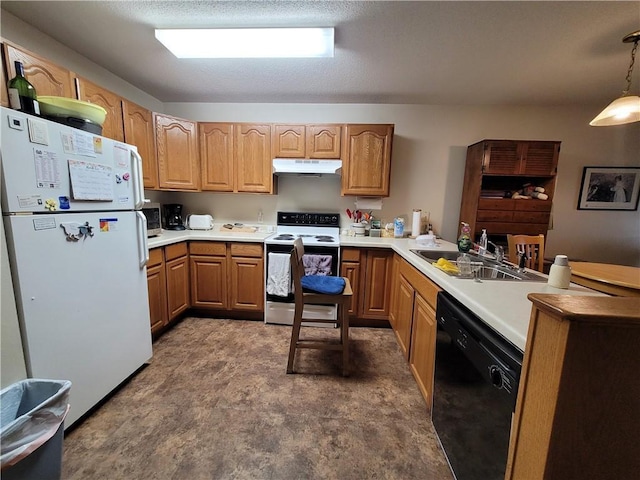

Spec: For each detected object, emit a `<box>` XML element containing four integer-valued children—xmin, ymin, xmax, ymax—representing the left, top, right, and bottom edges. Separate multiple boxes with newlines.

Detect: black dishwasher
<box><xmin>432</xmin><ymin>291</ymin><xmax>523</xmax><ymax>480</ymax></box>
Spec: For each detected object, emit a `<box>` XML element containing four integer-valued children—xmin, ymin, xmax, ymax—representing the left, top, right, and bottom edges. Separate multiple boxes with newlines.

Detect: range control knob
<box><xmin>489</xmin><ymin>365</ymin><xmax>504</xmax><ymax>389</ymax></box>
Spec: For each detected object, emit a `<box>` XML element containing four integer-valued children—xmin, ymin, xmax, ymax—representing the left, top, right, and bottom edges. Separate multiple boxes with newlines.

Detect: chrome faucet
<box><xmin>487</xmin><ymin>241</ymin><xmax>504</xmax><ymax>263</ymax></box>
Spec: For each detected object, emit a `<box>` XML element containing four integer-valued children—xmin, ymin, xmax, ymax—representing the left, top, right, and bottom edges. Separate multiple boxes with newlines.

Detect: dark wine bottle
<box><xmin>8</xmin><ymin>61</ymin><xmax>40</xmax><ymax>115</ymax></box>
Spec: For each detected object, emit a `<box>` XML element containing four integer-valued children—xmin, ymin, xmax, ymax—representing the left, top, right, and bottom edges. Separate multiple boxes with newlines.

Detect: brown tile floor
<box><xmin>62</xmin><ymin>318</ymin><xmax>453</xmax><ymax>479</ymax></box>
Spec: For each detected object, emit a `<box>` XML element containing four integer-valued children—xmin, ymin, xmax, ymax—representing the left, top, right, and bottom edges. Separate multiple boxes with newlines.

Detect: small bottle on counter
<box><xmin>548</xmin><ymin>254</ymin><xmax>571</xmax><ymax>289</ymax></box>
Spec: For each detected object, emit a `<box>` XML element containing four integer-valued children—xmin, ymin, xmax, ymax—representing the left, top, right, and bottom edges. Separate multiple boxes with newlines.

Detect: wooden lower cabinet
<box><xmin>190</xmin><ymin>241</ymin><xmax>263</xmax><ymax>312</ymax></box>
<box><xmin>340</xmin><ymin>247</ymin><xmax>393</xmax><ymax>322</ymax></box>
<box><xmin>190</xmin><ymin>242</ymin><xmax>228</xmax><ymax>308</ymax></box>
<box><xmin>229</xmin><ymin>243</ymin><xmax>264</xmax><ymax>311</ymax></box>
<box><xmin>165</xmin><ymin>243</ymin><xmax>190</xmax><ymax>320</ymax></box>
<box><xmin>147</xmin><ymin>248</ymin><xmax>168</xmax><ymax>335</ymax></box>
<box><xmin>394</xmin><ymin>274</ymin><xmax>415</xmax><ymax>358</ymax></box>
<box><xmin>147</xmin><ymin>243</ymin><xmax>189</xmax><ymax>336</ymax></box>
<box><xmin>340</xmin><ymin>248</ymin><xmax>362</xmax><ymax>316</ymax></box>
<box><xmin>408</xmin><ymin>293</ymin><xmax>438</xmax><ymax>410</ymax></box>
<box><xmin>390</xmin><ymin>256</ymin><xmax>441</xmax><ymax>410</ymax></box>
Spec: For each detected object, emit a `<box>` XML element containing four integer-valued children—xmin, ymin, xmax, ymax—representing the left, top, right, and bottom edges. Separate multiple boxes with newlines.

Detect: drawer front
<box><xmin>512</xmin><ymin>212</ymin><xmax>550</xmax><ymax>224</ymax></box>
<box><xmin>514</xmin><ymin>200</ymin><xmax>552</xmax><ymax>212</ymax></box>
<box><xmin>477</xmin><ymin>210</ymin><xmax>513</xmax><ymax>222</ymax></box>
<box><xmin>230</xmin><ymin>243</ymin><xmax>263</xmax><ymax>258</ymax></box>
<box><xmin>478</xmin><ymin>198</ymin><xmax>515</xmax><ymax>211</ymax></box>
<box><xmin>165</xmin><ymin>242</ymin><xmax>188</xmax><ymax>261</ymax></box>
<box><xmin>399</xmin><ymin>258</ymin><xmax>440</xmax><ymax>308</ymax></box>
<box><xmin>481</xmin><ymin>222</ymin><xmax>548</xmax><ymax>235</ymax></box>
<box><xmin>148</xmin><ymin>247</ymin><xmax>164</xmax><ymax>267</ymax></box>
<box><xmin>341</xmin><ymin>247</ymin><xmax>361</xmax><ymax>262</ymax></box>
<box><xmin>190</xmin><ymin>241</ymin><xmax>226</xmax><ymax>256</ymax></box>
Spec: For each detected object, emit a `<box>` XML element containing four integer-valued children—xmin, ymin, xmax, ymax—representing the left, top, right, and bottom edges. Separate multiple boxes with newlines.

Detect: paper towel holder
<box><xmin>355</xmin><ymin>196</ymin><xmax>384</xmax><ymax>210</ymax></box>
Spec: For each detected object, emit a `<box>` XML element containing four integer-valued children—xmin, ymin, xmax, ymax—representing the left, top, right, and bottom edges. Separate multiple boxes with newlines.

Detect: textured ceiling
<box><xmin>2</xmin><ymin>1</ymin><xmax>639</xmax><ymax>105</ymax></box>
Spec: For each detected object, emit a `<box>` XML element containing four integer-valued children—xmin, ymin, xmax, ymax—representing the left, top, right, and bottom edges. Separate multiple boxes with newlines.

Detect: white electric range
<box><xmin>264</xmin><ymin>211</ymin><xmax>341</xmax><ymax>326</ymax></box>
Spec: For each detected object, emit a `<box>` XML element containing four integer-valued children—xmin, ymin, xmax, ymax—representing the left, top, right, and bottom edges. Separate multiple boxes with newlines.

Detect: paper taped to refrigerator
<box><xmin>34</xmin><ymin>148</ymin><xmax>61</xmax><ymax>188</ymax></box>
<box><xmin>68</xmin><ymin>159</ymin><xmax>114</xmax><ymax>201</ymax></box>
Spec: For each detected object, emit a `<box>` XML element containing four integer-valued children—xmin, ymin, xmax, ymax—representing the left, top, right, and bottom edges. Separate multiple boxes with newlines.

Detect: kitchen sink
<box><xmin>410</xmin><ymin>249</ymin><xmax>547</xmax><ymax>282</ymax></box>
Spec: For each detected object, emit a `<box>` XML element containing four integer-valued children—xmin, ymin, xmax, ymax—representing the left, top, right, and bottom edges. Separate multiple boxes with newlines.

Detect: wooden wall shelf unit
<box><xmin>459</xmin><ymin>139</ymin><xmax>560</xmax><ymax>241</ymax></box>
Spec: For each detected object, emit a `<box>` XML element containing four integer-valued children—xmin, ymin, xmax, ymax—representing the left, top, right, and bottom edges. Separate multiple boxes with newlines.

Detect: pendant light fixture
<box><xmin>590</xmin><ymin>30</ymin><xmax>640</xmax><ymax>126</ymax></box>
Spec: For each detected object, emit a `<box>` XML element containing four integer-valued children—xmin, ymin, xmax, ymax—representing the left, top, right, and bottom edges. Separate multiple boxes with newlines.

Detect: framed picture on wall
<box><xmin>577</xmin><ymin>166</ymin><xmax>640</xmax><ymax>211</ymax></box>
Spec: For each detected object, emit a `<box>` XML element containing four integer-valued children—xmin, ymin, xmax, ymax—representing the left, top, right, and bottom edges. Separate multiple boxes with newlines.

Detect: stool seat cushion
<box><xmin>301</xmin><ymin>275</ymin><xmax>346</xmax><ymax>295</ymax></box>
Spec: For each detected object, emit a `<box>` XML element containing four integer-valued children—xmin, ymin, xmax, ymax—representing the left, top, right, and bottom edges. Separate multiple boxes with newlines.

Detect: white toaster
<box><xmin>186</xmin><ymin>214</ymin><xmax>214</xmax><ymax>230</ymax></box>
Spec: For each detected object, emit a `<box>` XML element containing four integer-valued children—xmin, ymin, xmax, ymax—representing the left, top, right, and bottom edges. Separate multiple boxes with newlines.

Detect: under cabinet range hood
<box><xmin>272</xmin><ymin>158</ymin><xmax>342</xmax><ymax>176</ymax></box>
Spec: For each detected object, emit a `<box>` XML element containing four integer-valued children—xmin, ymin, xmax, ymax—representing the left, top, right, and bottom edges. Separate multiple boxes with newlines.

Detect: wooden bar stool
<box><xmin>286</xmin><ymin>238</ymin><xmax>353</xmax><ymax>376</ymax></box>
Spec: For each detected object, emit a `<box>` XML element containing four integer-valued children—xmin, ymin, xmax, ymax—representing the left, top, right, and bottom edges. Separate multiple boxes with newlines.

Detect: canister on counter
<box><xmin>394</xmin><ymin>217</ymin><xmax>404</xmax><ymax>238</ymax></box>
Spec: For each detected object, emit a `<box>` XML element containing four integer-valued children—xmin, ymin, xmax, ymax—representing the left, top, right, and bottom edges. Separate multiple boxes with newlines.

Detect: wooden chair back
<box><xmin>507</xmin><ymin>234</ymin><xmax>545</xmax><ymax>272</ymax></box>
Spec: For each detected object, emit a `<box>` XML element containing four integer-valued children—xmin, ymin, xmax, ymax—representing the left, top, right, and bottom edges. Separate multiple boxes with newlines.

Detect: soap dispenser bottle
<box><xmin>456</xmin><ymin>222</ymin><xmax>473</xmax><ymax>276</ymax></box>
<box><xmin>457</xmin><ymin>222</ymin><xmax>472</xmax><ymax>253</ymax></box>
<box><xmin>479</xmin><ymin>229</ymin><xmax>488</xmax><ymax>255</ymax></box>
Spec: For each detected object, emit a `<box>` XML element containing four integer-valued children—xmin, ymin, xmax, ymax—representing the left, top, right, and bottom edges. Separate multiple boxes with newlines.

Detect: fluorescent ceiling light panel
<box><xmin>155</xmin><ymin>28</ymin><xmax>334</xmax><ymax>58</ymax></box>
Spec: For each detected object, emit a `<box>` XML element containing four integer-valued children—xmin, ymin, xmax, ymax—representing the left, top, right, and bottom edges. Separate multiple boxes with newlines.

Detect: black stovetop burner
<box><xmin>272</xmin><ymin>234</ymin><xmax>336</xmax><ymax>242</ymax></box>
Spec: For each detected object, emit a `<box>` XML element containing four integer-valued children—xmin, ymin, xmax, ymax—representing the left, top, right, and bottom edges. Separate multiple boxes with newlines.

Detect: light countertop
<box><xmin>147</xmin><ymin>228</ymin><xmax>603</xmax><ymax>351</ymax></box>
<box><xmin>569</xmin><ymin>262</ymin><xmax>640</xmax><ymax>297</ymax></box>
<box><xmin>148</xmin><ymin>226</ymin><xmax>274</xmax><ymax>248</ymax></box>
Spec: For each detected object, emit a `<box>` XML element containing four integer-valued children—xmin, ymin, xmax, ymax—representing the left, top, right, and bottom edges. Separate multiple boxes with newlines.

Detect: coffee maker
<box><xmin>163</xmin><ymin>204</ymin><xmax>185</xmax><ymax>230</ymax></box>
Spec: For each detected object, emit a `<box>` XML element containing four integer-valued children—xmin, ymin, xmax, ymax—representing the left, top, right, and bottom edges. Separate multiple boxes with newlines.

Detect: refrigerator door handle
<box><xmin>136</xmin><ymin>211</ymin><xmax>149</xmax><ymax>268</ymax></box>
<box><xmin>131</xmin><ymin>149</ymin><xmax>146</xmax><ymax>210</ymax></box>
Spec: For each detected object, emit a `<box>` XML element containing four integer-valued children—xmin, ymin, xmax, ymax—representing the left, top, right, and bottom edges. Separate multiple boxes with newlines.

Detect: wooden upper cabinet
<box><xmin>342</xmin><ymin>124</ymin><xmax>394</xmax><ymax>196</ymax></box>
<box><xmin>76</xmin><ymin>77</ymin><xmax>124</xmax><ymax>142</ymax></box>
<box><xmin>273</xmin><ymin>124</ymin><xmax>341</xmax><ymax>159</ymax></box>
<box><xmin>481</xmin><ymin>140</ymin><xmax>560</xmax><ymax>176</ymax></box>
<box><xmin>3</xmin><ymin>43</ymin><xmax>75</xmax><ymax>98</ymax></box>
<box><xmin>307</xmin><ymin>124</ymin><xmax>341</xmax><ymax>158</ymax></box>
<box><xmin>199</xmin><ymin>122</ymin><xmax>235</xmax><ymax>192</ymax></box>
<box><xmin>155</xmin><ymin>112</ymin><xmax>200</xmax><ymax>191</ymax></box>
<box><xmin>234</xmin><ymin>123</ymin><xmax>273</xmax><ymax>194</ymax></box>
<box><xmin>273</xmin><ymin>124</ymin><xmax>305</xmax><ymax>158</ymax></box>
<box><xmin>123</xmin><ymin>100</ymin><xmax>158</xmax><ymax>189</ymax></box>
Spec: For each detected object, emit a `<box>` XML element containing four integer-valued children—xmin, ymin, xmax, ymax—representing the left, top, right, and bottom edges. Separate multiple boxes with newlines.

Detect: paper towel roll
<box><xmin>411</xmin><ymin>209</ymin><xmax>422</xmax><ymax>238</ymax></box>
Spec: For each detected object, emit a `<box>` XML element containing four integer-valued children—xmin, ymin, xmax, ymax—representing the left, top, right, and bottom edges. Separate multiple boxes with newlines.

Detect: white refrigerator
<box><xmin>0</xmin><ymin>107</ymin><xmax>152</xmax><ymax>428</ymax></box>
